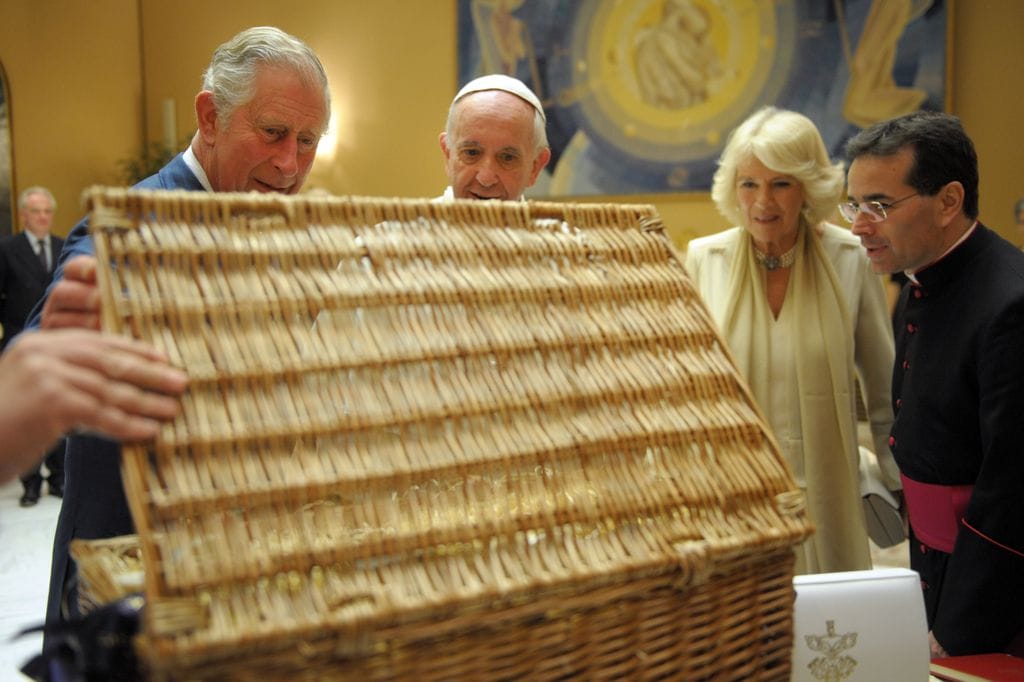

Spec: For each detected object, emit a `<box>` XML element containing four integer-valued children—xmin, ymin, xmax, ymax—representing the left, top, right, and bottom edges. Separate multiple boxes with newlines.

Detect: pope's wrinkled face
<box><xmin>201</xmin><ymin>65</ymin><xmax>328</xmax><ymax>194</ymax></box>
<box><xmin>440</xmin><ymin>91</ymin><xmax>550</xmax><ymax>200</ymax></box>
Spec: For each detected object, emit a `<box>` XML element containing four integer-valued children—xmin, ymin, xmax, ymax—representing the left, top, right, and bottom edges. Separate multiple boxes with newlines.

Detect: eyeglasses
<box><xmin>838</xmin><ymin>192</ymin><xmax>919</xmax><ymax>223</ymax></box>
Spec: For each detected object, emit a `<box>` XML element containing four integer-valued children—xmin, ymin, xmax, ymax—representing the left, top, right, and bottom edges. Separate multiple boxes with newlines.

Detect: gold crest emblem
<box><xmin>805</xmin><ymin>619</ymin><xmax>858</xmax><ymax>681</ymax></box>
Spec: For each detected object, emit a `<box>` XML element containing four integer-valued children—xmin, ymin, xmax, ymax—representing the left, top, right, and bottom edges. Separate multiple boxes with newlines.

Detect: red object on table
<box><xmin>930</xmin><ymin>653</ymin><xmax>1024</xmax><ymax>681</ymax></box>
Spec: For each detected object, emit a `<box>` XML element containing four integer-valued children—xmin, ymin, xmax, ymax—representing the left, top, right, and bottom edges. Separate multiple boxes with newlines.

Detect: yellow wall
<box><xmin>0</xmin><ymin>0</ymin><xmax>142</xmax><ymax>232</ymax></box>
<box><xmin>2</xmin><ymin>1</ymin><xmax>1022</xmax><ymax>249</ymax></box>
<box><xmin>950</xmin><ymin>2</ymin><xmax>1024</xmax><ymax>238</ymax></box>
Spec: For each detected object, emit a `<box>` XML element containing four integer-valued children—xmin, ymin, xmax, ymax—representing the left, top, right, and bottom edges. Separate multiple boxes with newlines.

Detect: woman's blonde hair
<box><xmin>711</xmin><ymin>107</ymin><xmax>844</xmax><ymax>227</ymax></box>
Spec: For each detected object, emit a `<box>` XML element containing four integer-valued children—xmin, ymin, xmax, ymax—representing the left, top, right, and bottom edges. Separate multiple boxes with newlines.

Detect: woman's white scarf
<box><xmin>719</xmin><ymin>223</ymin><xmax>869</xmax><ymax>572</ymax></box>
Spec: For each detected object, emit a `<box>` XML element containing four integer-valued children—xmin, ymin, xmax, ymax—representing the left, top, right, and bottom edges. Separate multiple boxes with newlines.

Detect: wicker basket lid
<box><xmin>86</xmin><ymin>188</ymin><xmax>810</xmax><ymax>677</ymax></box>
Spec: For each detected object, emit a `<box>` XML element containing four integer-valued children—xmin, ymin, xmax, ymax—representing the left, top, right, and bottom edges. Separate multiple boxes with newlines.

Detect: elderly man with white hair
<box><xmin>26</xmin><ymin>25</ymin><xmax>331</xmax><ymax>642</ymax></box>
<box><xmin>438</xmin><ymin>74</ymin><xmax>551</xmax><ymax>201</ymax></box>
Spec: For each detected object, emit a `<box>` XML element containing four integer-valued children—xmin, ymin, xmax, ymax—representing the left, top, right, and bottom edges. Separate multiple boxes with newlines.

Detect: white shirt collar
<box><xmin>183</xmin><ymin>146</ymin><xmax>213</xmax><ymax>192</ymax></box>
<box><xmin>435</xmin><ymin>186</ymin><xmax>527</xmax><ymax>202</ymax></box>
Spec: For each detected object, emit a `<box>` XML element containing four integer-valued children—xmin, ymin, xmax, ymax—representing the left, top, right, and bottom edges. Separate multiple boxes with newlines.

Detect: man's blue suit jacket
<box><xmin>26</xmin><ymin>153</ymin><xmax>204</xmax><ymax>631</ymax></box>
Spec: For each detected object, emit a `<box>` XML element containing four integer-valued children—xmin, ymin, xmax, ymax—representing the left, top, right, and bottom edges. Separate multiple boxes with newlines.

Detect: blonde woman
<box><xmin>685</xmin><ymin>107</ymin><xmax>899</xmax><ymax>574</ymax></box>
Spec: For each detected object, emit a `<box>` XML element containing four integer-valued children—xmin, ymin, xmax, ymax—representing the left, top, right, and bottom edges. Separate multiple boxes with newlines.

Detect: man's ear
<box><xmin>438</xmin><ymin>132</ymin><xmax>450</xmax><ymax>160</ymax></box>
<box><xmin>939</xmin><ymin>180</ymin><xmax>965</xmax><ymax>224</ymax></box>
<box><xmin>529</xmin><ymin>147</ymin><xmax>552</xmax><ymax>184</ymax></box>
<box><xmin>195</xmin><ymin>91</ymin><xmax>219</xmax><ymax>145</ymax></box>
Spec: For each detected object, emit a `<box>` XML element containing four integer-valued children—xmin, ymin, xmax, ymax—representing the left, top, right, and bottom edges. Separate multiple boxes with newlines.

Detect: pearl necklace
<box><xmin>754</xmin><ymin>244</ymin><xmax>797</xmax><ymax>271</ymax></box>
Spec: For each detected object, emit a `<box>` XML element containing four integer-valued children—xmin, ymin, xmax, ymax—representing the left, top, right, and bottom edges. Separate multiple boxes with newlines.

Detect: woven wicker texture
<box><xmin>84</xmin><ymin>187</ymin><xmax>812</xmax><ymax>680</ymax></box>
<box><xmin>70</xmin><ymin>535</ymin><xmax>144</xmax><ymax>614</ymax></box>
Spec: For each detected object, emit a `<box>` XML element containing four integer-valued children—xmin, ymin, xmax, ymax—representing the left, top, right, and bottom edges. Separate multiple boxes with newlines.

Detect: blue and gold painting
<box><xmin>457</xmin><ymin>0</ymin><xmax>948</xmax><ymax>196</ymax></box>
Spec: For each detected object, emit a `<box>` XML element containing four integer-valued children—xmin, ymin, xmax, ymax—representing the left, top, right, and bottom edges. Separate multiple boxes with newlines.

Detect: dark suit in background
<box><xmin>0</xmin><ymin>229</ymin><xmax>66</xmax><ymax>501</ymax></box>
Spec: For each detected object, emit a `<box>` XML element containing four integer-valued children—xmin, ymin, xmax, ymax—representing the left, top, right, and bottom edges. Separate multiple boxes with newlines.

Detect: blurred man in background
<box><xmin>0</xmin><ymin>186</ymin><xmax>65</xmax><ymax>505</ymax></box>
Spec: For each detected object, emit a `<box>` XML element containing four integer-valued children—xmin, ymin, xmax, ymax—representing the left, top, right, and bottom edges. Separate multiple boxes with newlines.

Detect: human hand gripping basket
<box><xmin>75</xmin><ymin>188</ymin><xmax>811</xmax><ymax>680</ymax></box>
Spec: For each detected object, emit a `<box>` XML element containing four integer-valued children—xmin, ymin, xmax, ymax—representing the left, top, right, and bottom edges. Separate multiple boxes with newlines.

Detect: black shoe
<box><xmin>48</xmin><ymin>481</ymin><xmax>64</xmax><ymax>498</ymax></box>
<box><xmin>20</xmin><ymin>488</ymin><xmax>40</xmax><ymax>507</ymax></box>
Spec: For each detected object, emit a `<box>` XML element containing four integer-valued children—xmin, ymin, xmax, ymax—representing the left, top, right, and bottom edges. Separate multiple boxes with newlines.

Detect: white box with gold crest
<box><xmin>792</xmin><ymin>568</ymin><xmax>929</xmax><ymax>681</ymax></box>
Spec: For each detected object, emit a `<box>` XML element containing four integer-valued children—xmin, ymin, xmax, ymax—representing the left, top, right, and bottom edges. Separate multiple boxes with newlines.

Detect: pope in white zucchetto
<box><xmin>438</xmin><ymin>74</ymin><xmax>551</xmax><ymax>201</ymax></box>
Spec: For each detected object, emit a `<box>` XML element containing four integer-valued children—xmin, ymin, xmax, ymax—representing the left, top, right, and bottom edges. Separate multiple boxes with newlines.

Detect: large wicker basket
<box><xmin>78</xmin><ymin>188</ymin><xmax>811</xmax><ymax>680</ymax></box>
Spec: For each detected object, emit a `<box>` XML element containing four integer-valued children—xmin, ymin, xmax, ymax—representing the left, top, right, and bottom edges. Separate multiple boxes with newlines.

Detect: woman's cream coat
<box><xmin>685</xmin><ymin>223</ymin><xmax>899</xmax><ymax>573</ymax></box>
